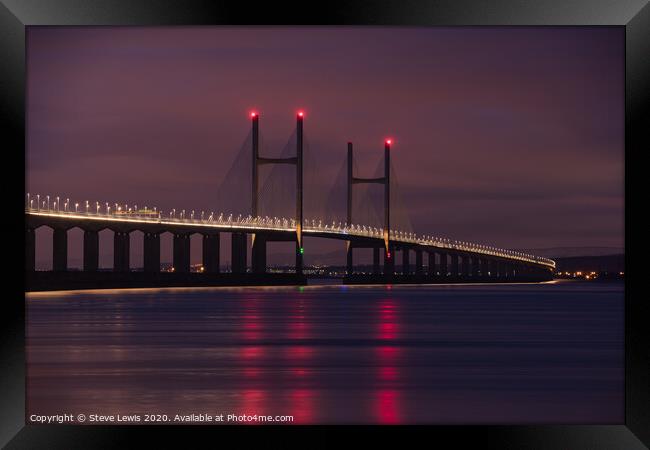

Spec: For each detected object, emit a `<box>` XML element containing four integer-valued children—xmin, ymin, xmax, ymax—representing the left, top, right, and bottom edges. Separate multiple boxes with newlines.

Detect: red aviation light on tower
<box><xmin>297</xmin><ymin>111</ymin><xmax>304</xmax><ymax>118</ymax></box>
<box><xmin>385</xmin><ymin>138</ymin><xmax>393</xmax><ymax>146</ymax></box>
<box><xmin>250</xmin><ymin>111</ymin><xmax>258</xmax><ymax>118</ymax></box>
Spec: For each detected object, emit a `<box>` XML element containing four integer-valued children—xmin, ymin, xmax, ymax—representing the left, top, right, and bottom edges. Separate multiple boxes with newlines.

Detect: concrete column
<box><xmin>346</xmin><ymin>242</ymin><xmax>353</xmax><ymax>276</ymax></box>
<box><xmin>461</xmin><ymin>254</ymin><xmax>470</xmax><ymax>277</ymax></box>
<box><xmin>427</xmin><ymin>252</ymin><xmax>435</xmax><ymax>276</ymax></box>
<box><xmin>497</xmin><ymin>261</ymin><xmax>505</xmax><ymax>278</ymax></box>
<box><xmin>488</xmin><ymin>259</ymin><xmax>497</xmax><ymax>278</ymax></box>
<box><xmin>402</xmin><ymin>248</ymin><xmax>410</xmax><ymax>275</ymax></box>
<box><xmin>113</xmin><ymin>231</ymin><xmax>130</xmax><ymax>272</ymax></box>
<box><xmin>144</xmin><ymin>232</ymin><xmax>161</xmax><ymax>273</ymax></box>
<box><xmin>251</xmin><ymin>234</ymin><xmax>267</xmax><ymax>274</ymax></box>
<box><xmin>373</xmin><ymin>247</ymin><xmax>380</xmax><ymax>275</ymax></box>
<box><xmin>202</xmin><ymin>233</ymin><xmax>220</xmax><ymax>274</ymax></box>
<box><xmin>83</xmin><ymin>230</ymin><xmax>99</xmax><ymax>272</ymax></box>
<box><xmin>481</xmin><ymin>258</ymin><xmax>487</xmax><ymax>276</ymax></box>
<box><xmin>516</xmin><ymin>264</ymin><xmax>522</xmax><ymax>278</ymax></box>
<box><xmin>384</xmin><ymin>246</ymin><xmax>394</xmax><ymax>276</ymax></box>
<box><xmin>295</xmin><ymin>239</ymin><xmax>303</xmax><ymax>276</ymax></box>
<box><xmin>26</xmin><ymin>227</ymin><xmax>35</xmax><ymax>271</ymax></box>
<box><xmin>450</xmin><ymin>253</ymin><xmax>459</xmax><ymax>277</ymax></box>
<box><xmin>53</xmin><ymin>228</ymin><xmax>68</xmax><ymax>272</ymax></box>
<box><xmin>231</xmin><ymin>232</ymin><xmax>247</xmax><ymax>274</ymax></box>
<box><xmin>415</xmin><ymin>249</ymin><xmax>423</xmax><ymax>275</ymax></box>
<box><xmin>521</xmin><ymin>264</ymin><xmax>530</xmax><ymax>279</ymax></box>
<box><xmin>173</xmin><ymin>233</ymin><xmax>190</xmax><ymax>273</ymax></box>
<box><xmin>471</xmin><ymin>256</ymin><xmax>480</xmax><ymax>277</ymax></box>
<box><xmin>439</xmin><ymin>252</ymin><xmax>448</xmax><ymax>277</ymax></box>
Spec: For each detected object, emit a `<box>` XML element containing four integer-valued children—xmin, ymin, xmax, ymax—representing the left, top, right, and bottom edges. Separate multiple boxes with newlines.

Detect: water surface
<box><xmin>26</xmin><ymin>280</ymin><xmax>624</xmax><ymax>424</ymax></box>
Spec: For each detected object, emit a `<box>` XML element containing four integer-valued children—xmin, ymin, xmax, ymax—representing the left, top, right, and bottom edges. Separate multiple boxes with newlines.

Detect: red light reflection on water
<box><xmin>281</xmin><ymin>300</ymin><xmax>316</xmax><ymax>422</ymax></box>
<box><xmin>242</xmin><ymin>313</ymin><xmax>263</xmax><ymax>341</ymax></box>
<box><xmin>287</xmin><ymin>300</ymin><xmax>311</xmax><ymax>340</ymax></box>
<box><xmin>237</xmin><ymin>390</ymin><xmax>267</xmax><ymax>424</ymax></box>
<box><xmin>375</xmin><ymin>390</ymin><xmax>401</xmax><ymax>424</ymax></box>
<box><xmin>240</xmin><ymin>298</ymin><xmax>265</xmax><ymax>381</ymax></box>
<box><xmin>378</xmin><ymin>300</ymin><xmax>398</xmax><ymax>340</ymax></box>
<box><xmin>242</xmin><ymin>346</ymin><xmax>263</xmax><ymax>359</ymax></box>
<box><xmin>378</xmin><ymin>365</ymin><xmax>398</xmax><ymax>381</ymax></box>
<box><xmin>289</xmin><ymin>389</ymin><xmax>315</xmax><ymax>424</ymax></box>
<box><xmin>374</xmin><ymin>298</ymin><xmax>403</xmax><ymax>423</ymax></box>
<box><xmin>243</xmin><ymin>367</ymin><xmax>261</xmax><ymax>378</ymax></box>
<box><xmin>287</xmin><ymin>345</ymin><xmax>314</xmax><ymax>360</ymax></box>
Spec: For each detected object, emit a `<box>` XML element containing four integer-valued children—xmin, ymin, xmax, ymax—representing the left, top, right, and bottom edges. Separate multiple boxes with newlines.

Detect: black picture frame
<box><xmin>2</xmin><ymin>0</ymin><xmax>648</xmax><ymax>447</ymax></box>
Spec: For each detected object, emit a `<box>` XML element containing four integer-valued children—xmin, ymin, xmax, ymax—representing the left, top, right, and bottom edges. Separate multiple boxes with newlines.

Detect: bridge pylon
<box><xmin>250</xmin><ymin>112</ymin><xmax>304</xmax><ymax>275</ymax></box>
<box><xmin>346</xmin><ymin>139</ymin><xmax>392</xmax><ymax>277</ymax></box>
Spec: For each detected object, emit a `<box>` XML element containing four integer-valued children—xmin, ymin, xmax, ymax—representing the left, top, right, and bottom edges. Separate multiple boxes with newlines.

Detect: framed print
<box><xmin>2</xmin><ymin>0</ymin><xmax>648</xmax><ymax>448</ymax></box>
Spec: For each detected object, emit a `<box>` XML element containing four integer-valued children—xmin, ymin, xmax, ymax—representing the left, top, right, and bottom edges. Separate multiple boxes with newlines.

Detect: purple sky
<box><xmin>26</xmin><ymin>26</ymin><xmax>624</xmax><ymax>266</ymax></box>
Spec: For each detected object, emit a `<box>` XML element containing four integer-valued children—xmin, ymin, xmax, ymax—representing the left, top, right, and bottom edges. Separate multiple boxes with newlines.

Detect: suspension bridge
<box><xmin>25</xmin><ymin>111</ymin><xmax>555</xmax><ymax>290</ymax></box>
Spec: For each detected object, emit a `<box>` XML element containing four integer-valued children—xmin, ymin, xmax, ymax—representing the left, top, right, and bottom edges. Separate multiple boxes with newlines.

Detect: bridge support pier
<box><xmin>53</xmin><ymin>228</ymin><xmax>67</xmax><ymax>271</ymax></box>
<box><xmin>144</xmin><ymin>232</ymin><xmax>160</xmax><ymax>273</ymax></box>
<box><xmin>252</xmin><ymin>234</ymin><xmax>266</xmax><ymax>274</ymax></box>
<box><xmin>402</xmin><ymin>248</ymin><xmax>410</xmax><ymax>275</ymax></box>
<box><xmin>83</xmin><ymin>230</ymin><xmax>99</xmax><ymax>272</ymax></box>
<box><xmin>295</xmin><ymin>240</ymin><xmax>303</xmax><ymax>276</ymax></box>
<box><xmin>202</xmin><ymin>233</ymin><xmax>220</xmax><ymax>274</ymax></box>
<box><xmin>173</xmin><ymin>233</ymin><xmax>190</xmax><ymax>273</ymax></box>
<box><xmin>427</xmin><ymin>251</ymin><xmax>435</xmax><ymax>276</ymax></box>
<box><xmin>461</xmin><ymin>254</ymin><xmax>470</xmax><ymax>278</ymax></box>
<box><xmin>384</xmin><ymin>246</ymin><xmax>394</xmax><ymax>277</ymax></box>
<box><xmin>471</xmin><ymin>256</ymin><xmax>480</xmax><ymax>277</ymax></box>
<box><xmin>439</xmin><ymin>252</ymin><xmax>448</xmax><ymax>277</ymax></box>
<box><xmin>373</xmin><ymin>247</ymin><xmax>380</xmax><ymax>275</ymax></box>
<box><xmin>450</xmin><ymin>253</ymin><xmax>459</xmax><ymax>277</ymax></box>
<box><xmin>26</xmin><ymin>227</ymin><xmax>35</xmax><ymax>271</ymax></box>
<box><xmin>480</xmin><ymin>257</ymin><xmax>487</xmax><ymax>277</ymax></box>
<box><xmin>415</xmin><ymin>249</ymin><xmax>423</xmax><ymax>275</ymax></box>
<box><xmin>346</xmin><ymin>242</ymin><xmax>353</xmax><ymax>276</ymax></box>
<box><xmin>113</xmin><ymin>231</ymin><xmax>130</xmax><ymax>272</ymax></box>
<box><xmin>231</xmin><ymin>232</ymin><xmax>247</xmax><ymax>274</ymax></box>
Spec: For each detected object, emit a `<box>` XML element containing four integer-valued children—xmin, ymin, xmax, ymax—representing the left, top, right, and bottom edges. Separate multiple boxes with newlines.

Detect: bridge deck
<box><xmin>26</xmin><ymin>209</ymin><xmax>555</xmax><ymax>269</ymax></box>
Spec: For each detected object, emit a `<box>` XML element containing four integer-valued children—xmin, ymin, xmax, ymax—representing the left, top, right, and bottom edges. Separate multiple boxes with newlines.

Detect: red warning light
<box><xmin>385</xmin><ymin>139</ymin><xmax>392</xmax><ymax>145</ymax></box>
<box><xmin>297</xmin><ymin>111</ymin><xmax>304</xmax><ymax>118</ymax></box>
<box><xmin>387</xmin><ymin>252</ymin><xmax>392</xmax><ymax>259</ymax></box>
<box><xmin>250</xmin><ymin>111</ymin><xmax>258</xmax><ymax>118</ymax></box>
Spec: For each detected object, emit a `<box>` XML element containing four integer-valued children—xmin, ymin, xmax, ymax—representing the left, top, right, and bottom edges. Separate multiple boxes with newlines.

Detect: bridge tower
<box><xmin>346</xmin><ymin>139</ymin><xmax>392</xmax><ymax>276</ymax></box>
<box><xmin>250</xmin><ymin>112</ymin><xmax>304</xmax><ymax>275</ymax></box>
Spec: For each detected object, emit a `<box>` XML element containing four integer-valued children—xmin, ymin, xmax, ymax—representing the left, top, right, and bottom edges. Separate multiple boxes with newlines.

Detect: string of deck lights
<box><xmin>25</xmin><ymin>193</ymin><xmax>556</xmax><ymax>268</ymax></box>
